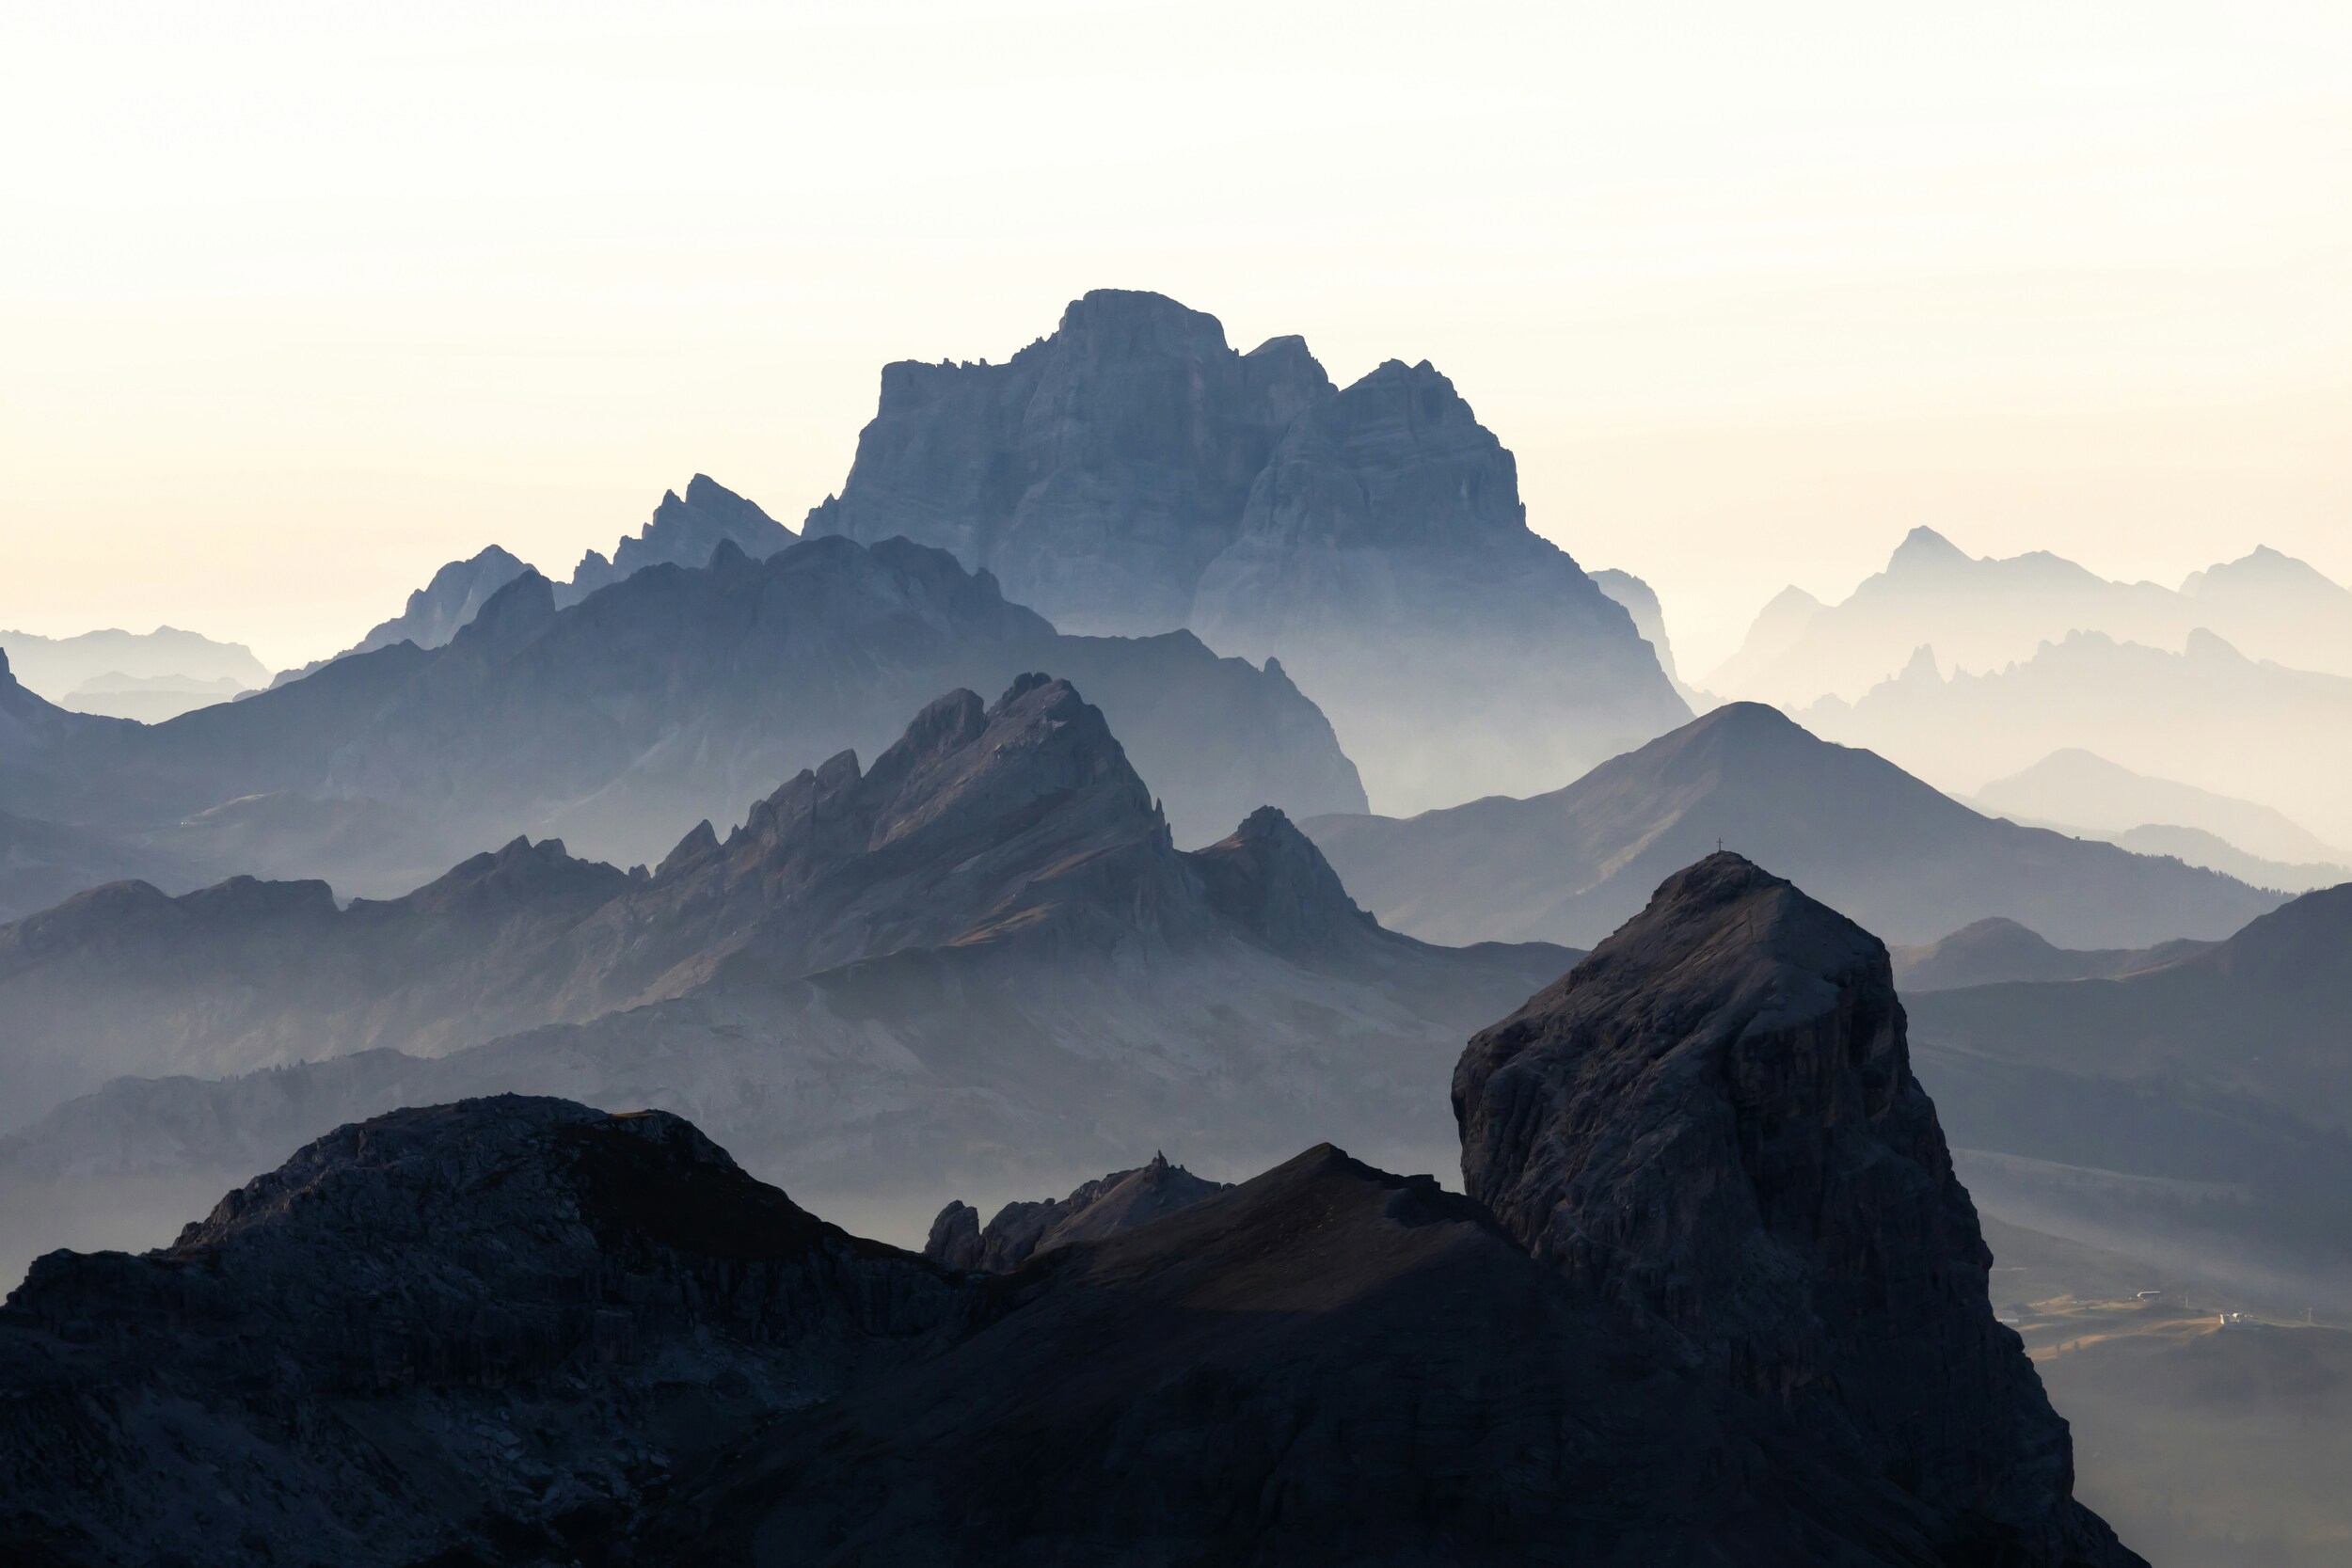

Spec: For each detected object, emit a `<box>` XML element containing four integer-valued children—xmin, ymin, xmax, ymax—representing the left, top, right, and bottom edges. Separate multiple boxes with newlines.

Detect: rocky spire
<box><xmin>1454</xmin><ymin>851</ymin><xmax>2137</xmax><ymax>1567</ymax></box>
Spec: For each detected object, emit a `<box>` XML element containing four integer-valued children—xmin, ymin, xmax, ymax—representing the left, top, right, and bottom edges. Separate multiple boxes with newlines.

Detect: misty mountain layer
<box><xmin>0</xmin><ymin>677</ymin><xmax>1560</xmax><ymax>1275</ymax></box>
<box><xmin>1708</xmin><ymin>527</ymin><xmax>2352</xmax><ymax>704</ymax></box>
<box><xmin>1305</xmin><ymin>701</ymin><xmax>2280</xmax><ymax>951</ymax></box>
<box><xmin>1801</xmin><ymin>628</ymin><xmax>2352</xmax><ymax>845</ymax></box>
<box><xmin>0</xmin><ymin>534</ymin><xmax>1365</xmax><ymax>895</ymax></box>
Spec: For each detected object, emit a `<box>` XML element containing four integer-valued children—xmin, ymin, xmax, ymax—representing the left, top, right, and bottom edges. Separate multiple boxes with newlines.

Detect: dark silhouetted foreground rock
<box><xmin>0</xmin><ymin>1091</ymin><xmax>2140</xmax><ymax>1565</ymax></box>
<box><xmin>1455</xmin><ymin>852</ymin><xmax>2137</xmax><ymax>1567</ymax></box>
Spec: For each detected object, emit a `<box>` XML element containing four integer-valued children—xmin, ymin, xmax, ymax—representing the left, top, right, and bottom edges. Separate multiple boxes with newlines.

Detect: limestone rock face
<box><xmin>1191</xmin><ymin>358</ymin><xmax>1686</xmax><ymax>809</ymax></box>
<box><xmin>807</xmin><ymin>289</ymin><xmax>1333</xmax><ymax>635</ymax></box>
<box><xmin>807</xmin><ymin>292</ymin><xmax>1689</xmax><ymax>811</ymax></box>
<box><xmin>1454</xmin><ymin>852</ymin><xmax>2137</xmax><ymax>1568</ymax></box>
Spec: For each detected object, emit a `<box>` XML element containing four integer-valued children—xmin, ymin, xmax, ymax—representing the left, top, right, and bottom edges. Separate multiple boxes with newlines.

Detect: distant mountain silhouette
<box><xmin>1904</xmin><ymin>882</ymin><xmax>2352</xmax><ymax>1300</ymax></box>
<box><xmin>1304</xmin><ymin>702</ymin><xmax>2280</xmax><ymax>950</ymax></box>
<box><xmin>562</xmin><ymin>472</ymin><xmax>794</xmax><ymax>602</ymax></box>
<box><xmin>0</xmin><ymin>625</ymin><xmax>265</xmax><ymax>706</ymax></box>
<box><xmin>1890</xmin><ymin>916</ymin><xmax>2214</xmax><ymax>992</ymax></box>
<box><xmin>1707</xmin><ymin>528</ymin><xmax>2352</xmax><ymax>704</ymax></box>
<box><xmin>0</xmin><ymin>535</ymin><xmax>1365</xmax><ymax>895</ymax></box>
<box><xmin>1979</xmin><ymin>748</ymin><xmax>2351</xmax><ymax>869</ymax></box>
<box><xmin>806</xmin><ymin>289</ymin><xmax>1688</xmax><ymax>812</ymax></box>
<box><xmin>272</xmin><ymin>475</ymin><xmax>791</xmax><ymax>687</ymax></box>
<box><xmin>0</xmin><ymin>677</ymin><xmax>1558</xmax><ymax>1273</ymax></box>
<box><xmin>1802</xmin><ymin>627</ymin><xmax>2352</xmax><ymax>846</ymax></box>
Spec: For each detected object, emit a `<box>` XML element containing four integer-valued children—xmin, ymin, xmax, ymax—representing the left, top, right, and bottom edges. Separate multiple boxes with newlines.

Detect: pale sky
<box><xmin>3</xmin><ymin>1</ymin><xmax>2348</xmax><ymax>674</ymax></box>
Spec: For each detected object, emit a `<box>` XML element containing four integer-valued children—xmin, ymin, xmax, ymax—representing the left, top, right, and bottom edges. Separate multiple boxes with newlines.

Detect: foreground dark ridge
<box><xmin>0</xmin><ymin>854</ymin><xmax>2138</xmax><ymax>1566</ymax></box>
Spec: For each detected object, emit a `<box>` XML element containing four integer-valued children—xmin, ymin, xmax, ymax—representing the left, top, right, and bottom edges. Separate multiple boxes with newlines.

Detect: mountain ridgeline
<box><xmin>0</xmin><ymin>676</ymin><xmax>1565</xmax><ymax>1279</ymax></box>
<box><xmin>806</xmin><ymin>288</ymin><xmax>1690</xmax><ymax>811</ymax></box>
<box><xmin>1305</xmin><ymin>700</ymin><xmax>2281</xmax><ymax>951</ymax></box>
<box><xmin>0</xmin><ymin>854</ymin><xmax>2138</xmax><ymax>1566</ymax></box>
<box><xmin>0</xmin><ymin>533</ymin><xmax>1365</xmax><ymax>898</ymax></box>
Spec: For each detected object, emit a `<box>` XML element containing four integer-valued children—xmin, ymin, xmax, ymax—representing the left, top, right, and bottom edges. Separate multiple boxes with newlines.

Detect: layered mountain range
<box><xmin>1305</xmin><ymin>701</ymin><xmax>2280</xmax><ymax>951</ymax></box>
<box><xmin>1800</xmin><ymin>628</ymin><xmax>2352</xmax><ymax>846</ymax></box>
<box><xmin>0</xmin><ymin>626</ymin><xmax>266</xmax><ymax>708</ymax></box>
<box><xmin>0</xmin><ymin>534</ymin><xmax>1363</xmax><ymax>898</ymax></box>
<box><xmin>1708</xmin><ymin>527</ymin><xmax>2352</xmax><ymax>705</ymax></box>
<box><xmin>805</xmin><ymin>289</ymin><xmax>1689</xmax><ymax>811</ymax></box>
<box><xmin>1904</xmin><ymin>882</ymin><xmax>2352</xmax><ymax>1303</ymax></box>
<box><xmin>273</xmin><ymin>474</ymin><xmax>798</xmax><ymax>689</ymax></box>
<box><xmin>0</xmin><ymin>854</ymin><xmax>2137</xmax><ymax>1566</ymax></box>
<box><xmin>0</xmin><ymin>677</ymin><xmax>1558</xmax><ymax>1280</ymax></box>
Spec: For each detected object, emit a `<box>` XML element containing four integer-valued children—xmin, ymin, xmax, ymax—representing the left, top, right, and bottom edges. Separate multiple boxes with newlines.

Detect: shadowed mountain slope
<box><xmin>0</xmin><ymin>533</ymin><xmax>1363</xmax><ymax>896</ymax></box>
<box><xmin>806</xmin><ymin>289</ymin><xmax>1688</xmax><ymax>813</ymax></box>
<box><xmin>1305</xmin><ymin>702</ymin><xmax>2279</xmax><ymax>951</ymax></box>
<box><xmin>1902</xmin><ymin>882</ymin><xmax>2352</xmax><ymax>1305</ymax></box>
<box><xmin>1456</xmin><ymin>853</ymin><xmax>2136</xmax><ymax>1567</ymax></box>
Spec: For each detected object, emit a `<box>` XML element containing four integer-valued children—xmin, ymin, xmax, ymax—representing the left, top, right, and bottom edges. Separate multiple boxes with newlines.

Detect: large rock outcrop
<box><xmin>805</xmin><ymin>289</ymin><xmax>1332</xmax><ymax>635</ymax></box>
<box><xmin>1454</xmin><ymin>852</ymin><xmax>2135</xmax><ymax>1567</ymax></box>
<box><xmin>806</xmin><ymin>289</ymin><xmax>1689</xmax><ymax>812</ymax></box>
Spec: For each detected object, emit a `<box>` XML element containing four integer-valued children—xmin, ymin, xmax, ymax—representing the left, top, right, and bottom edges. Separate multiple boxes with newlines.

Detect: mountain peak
<box><xmin>1886</xmin><ymin>525</ymin><xmax>1972</xmax><ymax>572</ymax></box>
<box><xmin>1187</xmin><ymin>804</ymin><xmax>1370</xmax><ymax>953</ymax></box>
<box><xmin>1455</xmin><ymin>852</ymin><xmax>2133</xmax><ymax>1564</ymax></box>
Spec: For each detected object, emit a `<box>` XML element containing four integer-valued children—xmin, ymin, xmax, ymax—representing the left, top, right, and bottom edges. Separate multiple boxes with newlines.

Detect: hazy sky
<box><xmin>4</xmin><ymin>1</ymin><xmax>2348</xmax><ymax>673</ymax></box>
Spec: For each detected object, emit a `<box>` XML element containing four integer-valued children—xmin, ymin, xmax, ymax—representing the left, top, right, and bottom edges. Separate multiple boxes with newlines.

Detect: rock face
<box><xmin>923</xmin><ymin>1152</ymin><xmax>1229</xmax><ymax>1272</ymax></box>
<box><xmin>564</xmin><ymin>473</ymin><xmax>795</xmax><ymax>602</ymax></box>
<box><xmin>0</xmin><ymin>1097</ymin><xmax>964</xmax><ymax>1565</ymax></box>
<box><xmin>1454</xmin><ymin>853</ymin><xmax>2135</xmax><ymax>1567</ymax></box>
<box><xmin>1</xmin><ymin>534</ymin><xmax>1365</xmax><ymax>896</ymax></box>
<box><xmin>0</xmin><ymin>1095</ymin><xmax>2141</xmax><ymax>1566</ymax></box>
<box><xmin>806</xmin><ymin>290</ymin><xmax>1333</xmax><ymax>636</ymax></box>
<box><xmin>807</xmin><ymin>290</ymin><xmax>1688</xmax><ymax>812</ymax></box>
<box><xmin>1305</xmin><ymin>700</ymin><xmax>2281</xmax><ymax>951</ymax></box>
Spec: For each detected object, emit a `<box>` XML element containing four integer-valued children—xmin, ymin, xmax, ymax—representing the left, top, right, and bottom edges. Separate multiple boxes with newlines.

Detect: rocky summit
<box><xmin>806</xmin><ymin>289</ymin><xmax>1689</xmax><ymax>812</ymax></box>
<box><xmin>1455</xmin><ymin>852</ymin><xmax>2137</xmax><ymax>1567</ymax></box>
<box><xmin>923</xmin><ymin>1151</ymin><xmax>1229</xmax><ymax>1272</ymax></box>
